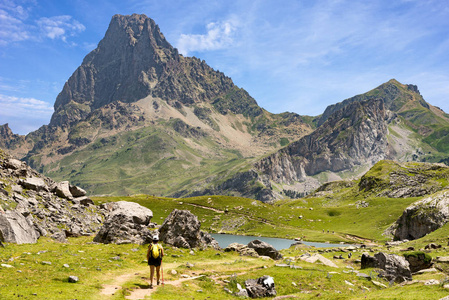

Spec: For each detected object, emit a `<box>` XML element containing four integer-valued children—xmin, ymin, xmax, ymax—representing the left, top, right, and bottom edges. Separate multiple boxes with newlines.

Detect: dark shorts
<box><xmin>148</xmin><ymin>256</ymin><xmax>162</xmax><ymax>267</ymax></box>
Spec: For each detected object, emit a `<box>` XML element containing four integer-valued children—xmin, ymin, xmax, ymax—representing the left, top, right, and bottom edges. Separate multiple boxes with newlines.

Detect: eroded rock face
<box><xmin>388</xmin><ymin>190</ymin><xmax>449</xmax><ymax>241</ymax></box>
<box><xmin>159</xmin><ymin>209</ymin><xmax>220</xmax><ymax>249</ymax></box>
<box><xmin>93</xmin><ymin>201</ymin><xmax>153</xmax><ymax>244</ymax></box>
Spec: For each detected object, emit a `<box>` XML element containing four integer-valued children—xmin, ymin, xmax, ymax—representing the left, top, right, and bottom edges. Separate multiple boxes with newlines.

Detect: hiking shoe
<box><xmin>149</xmin><ymin>284</ymin><xmax>153</xmax><ymax>289</ymax></box>
<box><xmin>157</xmin><ymin>281</ymin><xmax>160</xmax><ymax>285</ymax></box>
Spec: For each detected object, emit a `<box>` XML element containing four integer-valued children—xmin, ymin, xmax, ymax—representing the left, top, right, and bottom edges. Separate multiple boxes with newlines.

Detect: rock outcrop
<box><xmin>361</xmin><ymin>252</ymin><xmax>412</xmax><ymax>283</ymax></box>
<box><xmin>0</xmin><ymin>148</ymin><xmax>103</xmax><ymax>244</ymax></box>
<box><xmin>224</xmin><ymin>242</ymin><xmax>259</xmax><ymax>257</ymax></box>
<box><xmin>247</xmin><ymin>239</ymin><xmax>282</xmax><ymax>260</ymax></box>
<box><xmin>159</xmin><ymin>209</ymin><xmax>220</xmax><ymax>249</ymax></box>
<box><xmin>403</xmin><ymin>251</ymin><xmax>433</xmax><ymax>273</ymax></box>
<box><xmin>0</xmin><ymin>210</ymin><xmax>38</xmax><ymax>244</ymax></box>
<box><xmin>387</xmin><ymin>190</ymin><xmax>449</xmax><ymax>241</ymax></box>
<box><xmin>93</xmin><ymin>201</ymin><xmax>153</xmax><ymax>244</ymax></box>
<box><xmin>359</xmin><ymin>161</ymin><xmax>449</xmax><ymax>198</ymax></box>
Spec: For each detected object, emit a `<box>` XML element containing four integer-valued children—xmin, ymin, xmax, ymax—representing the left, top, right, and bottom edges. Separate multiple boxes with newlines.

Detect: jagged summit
<box><xmin>50</xmin><ymin>14</ymin><xmax>256</xmax><ymax>128</ymax></box>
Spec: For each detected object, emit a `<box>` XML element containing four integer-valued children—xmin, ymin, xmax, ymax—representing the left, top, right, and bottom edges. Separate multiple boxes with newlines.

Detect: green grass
<box><xmin>44</xmin><ymin>125</ymin><xmax>252</xmax><ymax>197</ymax></box>
<box><xmin>3</xmin><ymin>235</ymin><xmax>449</xmax><ymax>299</ymax></box>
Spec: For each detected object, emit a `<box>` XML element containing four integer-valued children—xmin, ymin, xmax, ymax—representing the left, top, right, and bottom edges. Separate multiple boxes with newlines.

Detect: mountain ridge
<box><xmin>1</xmin><ymin>14</ymin><xmax>449</xmax><ymax>201</ymax></box>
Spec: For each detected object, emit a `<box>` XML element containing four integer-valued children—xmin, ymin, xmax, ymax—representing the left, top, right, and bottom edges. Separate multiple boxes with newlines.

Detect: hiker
<box><xmin>147</xmin><ymin>234</ymin><xmax>164</xmax><ymax>288</ymax></box>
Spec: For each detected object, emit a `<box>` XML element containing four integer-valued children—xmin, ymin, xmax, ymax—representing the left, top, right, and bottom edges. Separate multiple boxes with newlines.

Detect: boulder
<box><xmin>299</xmin><ymin>253</ymin><xmax>338</xmax><ymax>268</ymax></box>
<box><xmin>247</xmin><ymin>239</ymin><xmax>282</xmax><ymax>260</ymax></box>
<box><xmin>403</xmin><ymin>252</ymin><xmax>432</xmax><ymax>273</ymax></box>
<box><xmin>361</xmin><ymin>252</ymin><xmax>379</xmax><ymax>269</ymax></box>
<box><xmin>0</xmin><ymin>210</ymin><xmax>39</xmax><ymax>244</ymax></box>
<box><xmin>159</xmin><ymin>209</ymin><xmax>220</xmax><ymax>250</ymax></box>
<box><xmin>4</xmin><ymin>158</ymin><xmax>23</xmax><ymax>170</ymax></box>
<box><xmin>224</xmin><ymin>242</ymin><xmax>259</xmax><ymax>257</ymax></box>
<box><xmin>69</xmin><ymin>185</ymin><xmax>86</xmax><ymax>197</ymax></box>
<box><xmin>374</xmin><ymin>252</ymin><xmax>412</xmax><ymax>283</ymax></box>
<box><xmin>93</xmin><ymin>201</ymin><xmax>153</xmax><ymax>244</ymax></box>
<box><xmin>19</xmin><ymin>177</ymin><xmax>49</xmax><ymax>192</ymax></box>
<box><xmin>244</xmin><ymin>275</ymin><xmax>276</xmax><ymax>298</ymax></box>
<box><xmin>52</xmin><ymin>181</ymin><xmax>73</xmax><ymax>199</ymax></box>
<box><xmin>388</xmin><ymin>190</ymin><xmax>449</xmax><ymax>241</ymax></box>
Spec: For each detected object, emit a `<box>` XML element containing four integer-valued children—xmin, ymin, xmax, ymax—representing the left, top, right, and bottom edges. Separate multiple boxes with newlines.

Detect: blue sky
<box><xmin>1</xmin><ymin>0</ymin><xmax>449</xmax><ymax>135</ymax></box>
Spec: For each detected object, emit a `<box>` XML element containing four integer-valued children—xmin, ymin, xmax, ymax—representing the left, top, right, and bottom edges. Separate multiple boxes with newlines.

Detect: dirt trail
<box><xmin>125</xmin><ymin>275</ymin><xmax>205</xmax><ymax>300</ymax></box>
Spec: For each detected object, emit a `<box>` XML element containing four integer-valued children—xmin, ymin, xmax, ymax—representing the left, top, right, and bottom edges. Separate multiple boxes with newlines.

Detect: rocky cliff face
<box><xmin>255</xmin><ymin>98</ymin><xmax>393</xmax><ymax>184</ymax></box>
<box><xmin>0</xmin><ymin>148</ymin><xmax>103</xmax><ymax>244</ymax></box>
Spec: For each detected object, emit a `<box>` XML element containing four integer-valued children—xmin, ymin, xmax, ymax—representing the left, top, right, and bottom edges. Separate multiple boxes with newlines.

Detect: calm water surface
<box><xmin>211</xmin><ymin>233</ymin><xmax>346</xmax><ymax>250</ymax></box>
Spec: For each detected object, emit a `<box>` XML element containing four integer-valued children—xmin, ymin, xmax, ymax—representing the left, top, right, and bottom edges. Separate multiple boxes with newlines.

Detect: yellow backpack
<box><xmin>150</xmin><ymin>244</ymin><xmax>162</xmax><ymax>259</ymax></box>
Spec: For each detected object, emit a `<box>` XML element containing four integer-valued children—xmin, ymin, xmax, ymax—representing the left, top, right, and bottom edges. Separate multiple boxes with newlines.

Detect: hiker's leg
<box><xmin>156</xmin><ymin>265</ymin><xmax>161</xmax><ymax>284</ymax></box>
<box><xmin>150</xmin><ymin>265</ymin><xmax>155</xmax><ymax>286</ymax></box>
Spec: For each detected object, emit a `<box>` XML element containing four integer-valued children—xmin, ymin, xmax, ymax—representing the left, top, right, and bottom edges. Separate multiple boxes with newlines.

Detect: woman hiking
<box><xmin>147</xmin><ymin>234</ymin><xmax>164</xmax><ymax>288</ymax></box>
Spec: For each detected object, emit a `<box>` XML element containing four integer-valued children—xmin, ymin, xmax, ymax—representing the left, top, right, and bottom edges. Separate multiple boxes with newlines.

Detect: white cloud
<box><xmin>0</xmin><ymin>94</ymin><xmax>53</xmax><ymax>118</ymax></box>
<box><xmin>0</xmin><ymin>1</ymin><xmax>85</xmax><ymax>45</ymax></box>
<box><xmin>37</xmin><ymin>15</ymin><xmax>85</xmax><ymax>42</ymax></box>
<box><xmin>0</xmin><ymin>6</ymin><xmax>30</xmax><ymax>45</ymax></box>
<box><xmin>176</xmin><ymin>19</ymin><xmax>238</xmax><ymax>56</ymax></box>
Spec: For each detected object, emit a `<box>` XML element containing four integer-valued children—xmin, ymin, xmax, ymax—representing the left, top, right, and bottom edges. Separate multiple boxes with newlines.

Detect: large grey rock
<box><xmin>159</xmin><ymin>209</ymin><xmax>220</xmax><ymax>250</ymax></box>
<box><xmin>388</xmin><ymin>190</ymin><xmax>449</xmax><ymax>241</ymax></box>
<box><xmin>19</xmin><ymin>177</ymin><xmax>49</xmax><ymax>192</ymax></box>
<box><xmin>374</xmin><ymin>252</ymin><xmax>412</xmax><ymax>283</ymax></box>
<box><xmin>224</xmin><ymin>243</ymin><xmax>259</xmax><ymax>257</ymax></box>
<box><xmin>403</xmin><ymin>252</ymin><xmax>432</xmax><ymax>273</ymax></box>
<box><xmin>247</xmin><ymin>239</ymin><xmax>282</xmax><ymax>260</ymax></box>
<box><xmin>0</xmin><ymin>211</ymin><xmax>39</xmax><ymax>244</ymax></box>
<box><xmin>69</xmin><ymin>185</ymin><xmax>86</xmax><ymax>197</ymax></box>
<box><xmin>361</xmin><ymin>252</ymin><xmax>379</xmax><ymax>269</ymax></box>
<box><xmin>52</xmin><ymin>181</ymin><xmax>73</xmax><ymax>199</ymax></box>
<box><xmin>94</xmin><ymin>201</ymin><xmax>153</xmax><ymax>244</ymax></box>
<box><xmin>244</xmin><ymin>276</ymin><xmax>276</xmax><ymax>298</ymax></box>
<box><xmin>4</xmin><ymin>158</ymin><xmax>23</xmax><ymax>170</ymax></box>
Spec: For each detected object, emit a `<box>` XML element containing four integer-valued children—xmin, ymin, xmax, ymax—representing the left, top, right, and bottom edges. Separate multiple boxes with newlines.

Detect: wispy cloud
<box><xmin>176</xmin><ymin>19</ymin><xmax>238</xmax><ymax>56</ymax></box>
<box><xmin>0</xmin><ymin>1</ymin><xmax>85</xmax><ymax>45</ymax></box>
<box><xmin>37</xmin><ymin>15</ymin><xmax>85</xmax><ymax>42</ymax></box>
<box><xmin>0</xmin><ymin>94</ymin><xmax>53</xmax><ymax>118</ymax></box>
<box><xmin>0</xmin><ymin>1</ymin><xmax>31</xmax><ymax>45</ymax></box>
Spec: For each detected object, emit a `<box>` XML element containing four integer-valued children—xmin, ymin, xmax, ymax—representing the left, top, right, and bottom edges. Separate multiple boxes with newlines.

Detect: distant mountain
<box><xmin>0</xmin><ymin>14</ymin><xmax>312</xmax><ymax>197</ymax></box>
<box><xmin>183</xmin><ymin>80</ymin><xmax>449</xmax><ymax>201</ymax></box>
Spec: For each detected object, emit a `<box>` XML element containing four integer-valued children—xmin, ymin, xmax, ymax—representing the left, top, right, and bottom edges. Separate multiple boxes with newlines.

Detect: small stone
<box><xmin>68</xmin><ymin>276</ymin><xmax>79</xmax><ymax>283</ymax></box>
<box><xmin>42</xmin><ymin>261</ymin><xmax>51</xmax><ymax>265</ymax></box>
<box><xmin>344</xmin><ymin>280</ymin><xmax>354</xmax><ymax>286</ymax></box>
<box><xmin>1</xmin><ymin>264</ymin><xmax>14</xmax><ymax>268</ymax></box>
<box><xmin>372</xmin><ymin>280</ymin><xmax>387</xmax><ymax>288</ymax></box>
<box><xmin>171</xmin><ymin>269</ymin><xmax>177</xmax><ymax>275</ymax></box>
<box><xmin>63</xmin><ymin>264</ymin><xmax>70</xmax><ymax>268</ymax></box>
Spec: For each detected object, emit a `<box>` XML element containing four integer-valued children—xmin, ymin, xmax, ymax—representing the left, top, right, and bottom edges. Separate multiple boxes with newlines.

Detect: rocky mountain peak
<box><xmin>317</xmin><ymin>79</ymin><xmax>426</xmax><ymax>127</ymax></box>
<box><xmin>50</xmin><ymin>14</ymin><xmax>180</xmax><ymax>127</ymax></box>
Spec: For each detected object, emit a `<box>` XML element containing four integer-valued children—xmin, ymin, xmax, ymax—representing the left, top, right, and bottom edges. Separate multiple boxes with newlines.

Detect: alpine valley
<box><xmin>1</xmin><ymin>14</ymin><xmax>449</xmax><ymax>202</ymax></box>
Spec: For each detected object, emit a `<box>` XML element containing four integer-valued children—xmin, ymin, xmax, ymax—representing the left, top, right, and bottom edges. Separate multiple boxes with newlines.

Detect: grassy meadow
<box><xmin>3</xmin><ymin>187</ymin><xmax>449</xmax><ymax>299</ymax></box>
